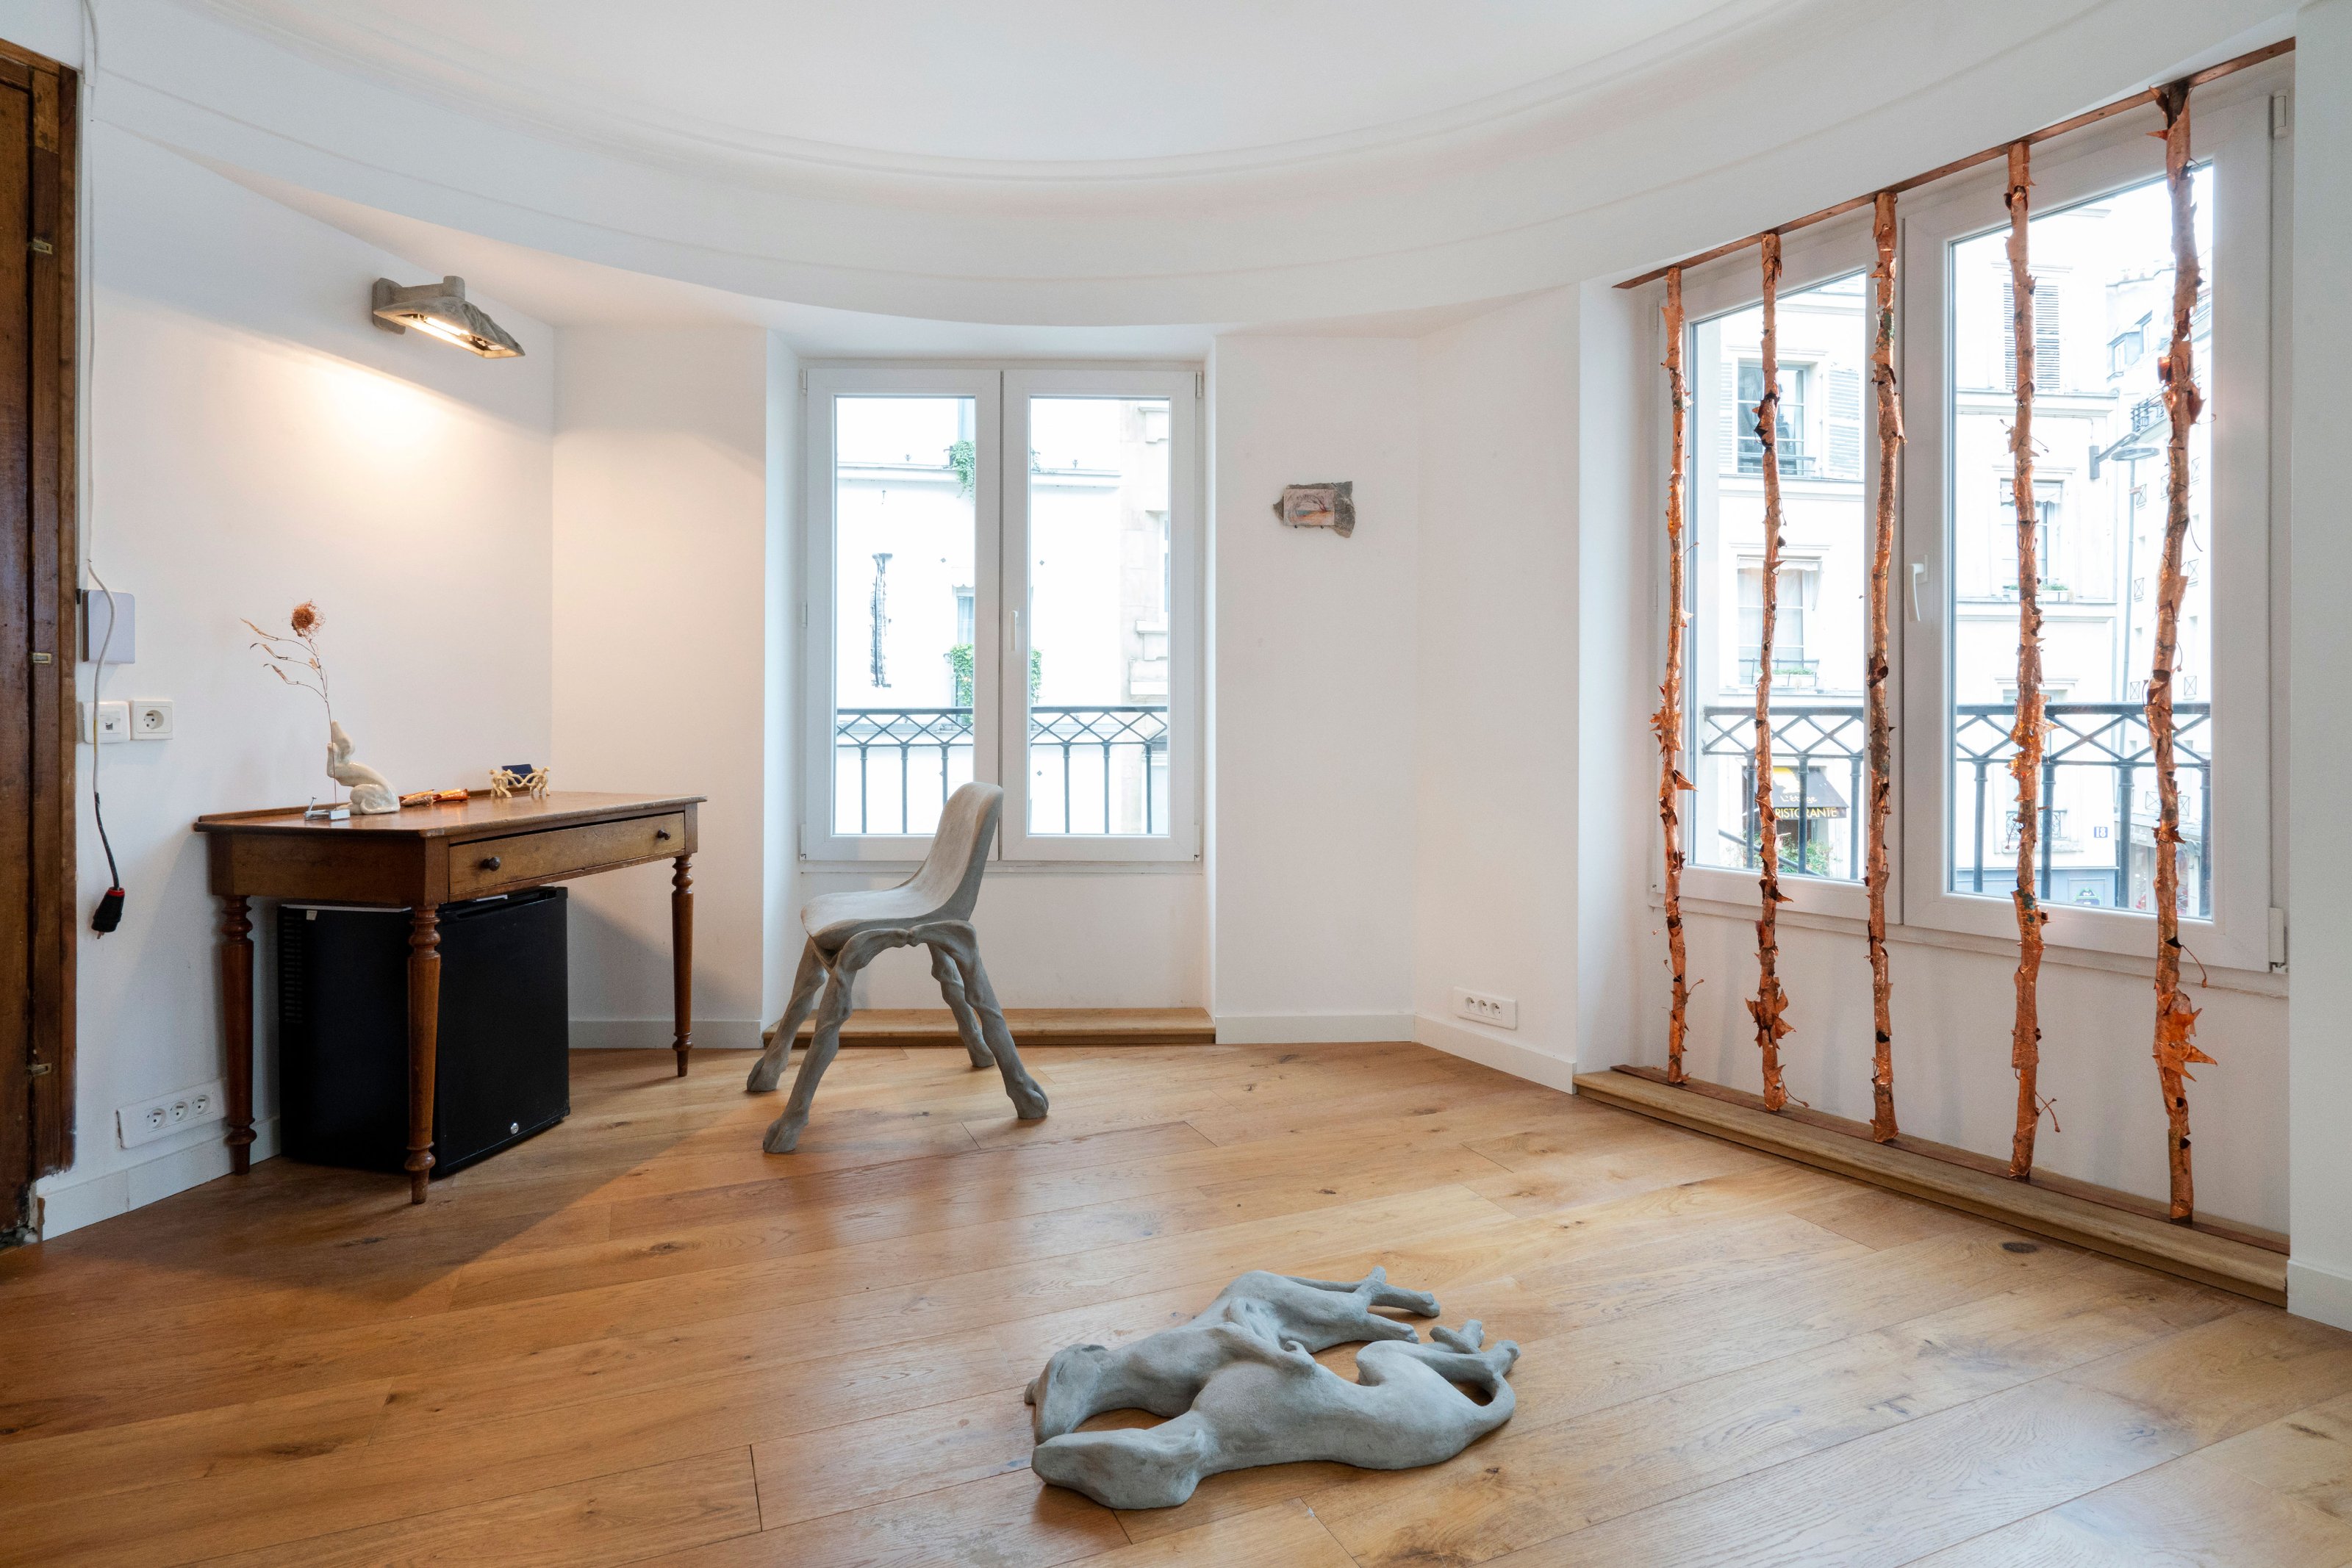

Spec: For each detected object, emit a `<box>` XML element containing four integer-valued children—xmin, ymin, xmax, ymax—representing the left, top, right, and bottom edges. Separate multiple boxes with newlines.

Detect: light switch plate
<box><xmin>79</xmin><ymin>589</ymin><xmax>135</xmax><ymax>664</ymax></box>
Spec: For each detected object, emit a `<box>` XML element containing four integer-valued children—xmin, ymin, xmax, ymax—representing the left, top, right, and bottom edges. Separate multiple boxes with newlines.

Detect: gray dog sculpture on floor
<box><xmin>1025</xmin><ymin>1267</ymin><xmax>1519</xmax><ymax>1510</ymax></box>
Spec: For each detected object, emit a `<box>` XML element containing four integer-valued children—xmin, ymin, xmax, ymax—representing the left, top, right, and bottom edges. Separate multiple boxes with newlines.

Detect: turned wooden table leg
<box><xmin>405</xmin><ymin>906</ymin><xmax>442</xmax><ymax>1204</ymax></box>
<box><xmin>218</xmin><ymin>895</ymin><xmax>256</xmax><ymax>1175</ymax></box>
<box><xmin>672</xmin><ymin>854</ymin><xmax>694</xmax><ymax>1076</ymax></box>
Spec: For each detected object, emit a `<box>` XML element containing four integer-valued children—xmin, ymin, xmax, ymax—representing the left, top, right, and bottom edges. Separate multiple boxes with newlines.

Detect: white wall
<box><xmin>2288</xmin><ymin>0</ymin><xmax>2352</xmax><ymax>1325</ymax></box>
<box><xmin>1208</xmin><ymin>336</ymin><xmax>1420</xmax><ymax>1041</ymax></box>
<box><xmin>1410</xmin><ymin>290</ymin><xmax>1583</xmax><ymax>1087</ymax></box>
<box><xmin>551</xmin><ymin>327</ymin><xmax>773</xmax><ymax>1048</ymax></box>
<box><xmin>38</xmin><ymin>125</ymin><xmax>555</xmax><ymax>1236</ymax></box>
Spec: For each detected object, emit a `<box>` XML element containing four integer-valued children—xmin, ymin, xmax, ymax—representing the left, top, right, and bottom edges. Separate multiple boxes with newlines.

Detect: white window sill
<box><xmin>1654</xmin><ymin>889</ymin><xmax>2285</xmax><ymax>999</ymax></box>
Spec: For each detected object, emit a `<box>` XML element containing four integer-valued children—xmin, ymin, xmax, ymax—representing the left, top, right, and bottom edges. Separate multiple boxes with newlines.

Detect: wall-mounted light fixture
<box><xmin>368</xmin><ymin>275</ymin><xmax>524</xmax><ymax>358</ymax></box>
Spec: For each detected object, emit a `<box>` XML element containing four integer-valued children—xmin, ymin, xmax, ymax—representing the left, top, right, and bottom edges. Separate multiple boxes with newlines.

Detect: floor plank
<box><xmin>204</xmin><ymin>1448</ymin><xmax>761</xmax><ymax>1568</ymax></box>
<box><xmin>3</xmin><ymin>1043</ymin><xmax>2345</xmax><ymax>1568</ymax></box>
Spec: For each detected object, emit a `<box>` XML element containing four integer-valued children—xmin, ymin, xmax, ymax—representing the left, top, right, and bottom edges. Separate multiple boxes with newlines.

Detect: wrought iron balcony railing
<box><xmin>1699</xmin><ymin>705</ymin><xmax>1867</xmax><ymax>879</ymax></box>
<box><xmin>1952</xmin><ymin>701</ymin><xmax>2209</xmax><ymax>914</ymax></box>
<box><xmin>1696</xmin><ymin>700</ymin><xmax>2212</xmax><ymax>913</ymax></box>
<box><xmin>834</xmin><ymin>705</ymin><xmax>1169</xmax><ymax>837</ymax></box>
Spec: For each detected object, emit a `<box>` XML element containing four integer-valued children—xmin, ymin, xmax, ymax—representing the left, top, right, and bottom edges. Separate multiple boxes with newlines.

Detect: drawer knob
<box><xmin>655</xmin><ymin>828</ymin><xmax>672</xmax><ymax>841</ymax></box>
<box><xmin>479</xmin><ymin>855</ymin><xmax>503</xmax><ymax>871</ymax></box>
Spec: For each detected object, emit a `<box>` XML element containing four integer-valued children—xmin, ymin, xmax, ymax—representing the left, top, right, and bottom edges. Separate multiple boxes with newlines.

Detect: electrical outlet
<box><xmin>117</xmin><ymin>1079</ymin><xmax>227</xmax><ymax>1149</ymax></box>
<box><xmin>79</xmin><ymin>700</ymin><xmax>129</xmax><ymax>744</ymax></box>
<box><xmin>1452</xmin><ymin>988</ymin><xmax>1519</xmax><ymax>1031</ymax></box>
<box><xmin>130</xmin><ymin>698</ymin><xmax>173</xmax><ymax>740</ymax></box>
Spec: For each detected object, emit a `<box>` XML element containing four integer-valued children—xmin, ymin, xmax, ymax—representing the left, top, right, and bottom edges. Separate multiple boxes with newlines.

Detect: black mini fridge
<box><xmin>277</xmin><ymin>888</ymin><xmax>570</xmax><ymax>1176</ymax></box>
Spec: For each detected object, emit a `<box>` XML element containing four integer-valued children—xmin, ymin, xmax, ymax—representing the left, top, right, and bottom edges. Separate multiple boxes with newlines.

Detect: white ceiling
<box><xmin>187</xmin><ymin>0</ymin><xmax>1796</xmax><ymax>176</ymax></box>
<box><xmin>118</xmin><ymin>0</ymin><xmax>2285</xmax><ymax>327</ymax></box>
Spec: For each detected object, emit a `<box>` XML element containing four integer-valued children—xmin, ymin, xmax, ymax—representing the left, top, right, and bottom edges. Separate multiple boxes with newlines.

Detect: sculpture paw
<box><xmin>761</xmin><ymin>1114</ymin><xmax>804</xmax><ymax>1154</ymax></box>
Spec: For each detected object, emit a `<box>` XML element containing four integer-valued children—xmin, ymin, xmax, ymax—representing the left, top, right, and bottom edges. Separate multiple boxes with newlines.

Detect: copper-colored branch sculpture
<box><xmin>1656</xmin><ymin>269</ymin><xmax>1694</xmax><ymax>1085</ymax></box>
<box><xmin>1866</xmin><ymin>192</ymin><xmax>1903</xmax><ymax>1143</ymax></box>
<box><xmin>2150</xmin><ymin>82</ymin><xmax>2217</xmax><ymax>1221</ymax></box>
<box><xmin>2004</xmin><ymin>143</ymin><xmax>2050</xmax><ymax>1181</ymax></box>
<box><xmin>1749</xmin><ymin>234</ymin><xmax>1793</xmax><ymax>1112</ymax></box>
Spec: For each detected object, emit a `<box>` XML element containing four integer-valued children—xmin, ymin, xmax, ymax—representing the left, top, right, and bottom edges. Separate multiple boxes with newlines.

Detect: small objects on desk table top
<box><xmin>398</xmin><ymin>788</ymin><xmax>472</xmax><ymax>808</ymax></box>
<box><xmin>490</xmin><ymin>763</ymin><xmax>550</xmax><ymax>800</ymax></box>
<box><xmin>248</xmin><ymin>600</ymin><xmax>401</xmax><ymax>812</ymax></box>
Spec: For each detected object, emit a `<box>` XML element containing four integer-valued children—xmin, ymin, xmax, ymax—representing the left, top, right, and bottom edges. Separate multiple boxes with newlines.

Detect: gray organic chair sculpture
<box><xmin>745</xmin><ymin>782</ymin><xmax>1047</xmax><ymax>1152</ymax></box>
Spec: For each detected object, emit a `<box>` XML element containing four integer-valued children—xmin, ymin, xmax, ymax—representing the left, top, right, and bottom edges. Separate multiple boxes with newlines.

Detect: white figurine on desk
<box><xmin>326</xmin><ymin>722</ymin><xmax>399</xmax><ymax>814</ymax></box>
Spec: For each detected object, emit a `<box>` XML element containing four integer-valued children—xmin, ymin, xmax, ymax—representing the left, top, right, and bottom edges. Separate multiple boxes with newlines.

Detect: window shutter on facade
<box><xmin>2001</xmin><ymin>281</ymin><xmax>2062</xmax><ymax>391</ymax></box>
<box><xmin>1826</xmin><ymin>366</ymin><xmax>1862</xmax><ymax>478</ymax></box>
<box><xmin>1725</xmin><ymin>357</ymin><xmax>1743</xmax><ymax>467</ymax></box>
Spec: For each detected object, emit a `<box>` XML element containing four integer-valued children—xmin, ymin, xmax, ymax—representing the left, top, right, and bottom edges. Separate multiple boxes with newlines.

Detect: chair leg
<box><xmin>952</xmin><ymin>942</ymin><xmax>1047</xmax><ymax>1121</ymax></box>
<box><xmin>763</xmin><ymin>958</ymin><xmax>857</xmax><ymax>1154</ymax></box>
<box><xmin>747</xmin><ymin>939</ymin><xmax>827</xmax><ymax>1093</ymax></box>
<box><xmin>928</xmin><ymin>942</ymin><xmax>994</xmax><ymax>1069</ymax></box>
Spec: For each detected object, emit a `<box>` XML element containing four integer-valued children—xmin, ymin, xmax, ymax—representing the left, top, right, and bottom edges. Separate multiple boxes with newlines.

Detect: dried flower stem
<box><xmin>1749</xmin><ymin>234</ymin><xmax>1793</xmax><ymax>1112</ymax></box>
<box><xmin>2005</xmin><ymin>143</ymin><xmax>2050</xmax><ymax>1181</ymax></box>
<box><xmin>1657</xmin><ymin>268</ymin><xmax>1694</xmax><ymax>1085</ymax></box>
<box><xmin>1867</xmin><ymin>191</ymin><xmax>1903</xmax><ymax>1143</ymax></box>
<box><xmin>2150</xmin><ymin>82</ymin><xmax>2217</xmax><ymax>1221</ymax></box>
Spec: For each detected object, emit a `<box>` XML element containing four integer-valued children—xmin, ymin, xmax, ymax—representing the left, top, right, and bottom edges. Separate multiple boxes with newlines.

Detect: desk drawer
<box><xmin>451</xmin><ymin>813</ymin><xmax>687</xmax><ymax>898</ymax></box>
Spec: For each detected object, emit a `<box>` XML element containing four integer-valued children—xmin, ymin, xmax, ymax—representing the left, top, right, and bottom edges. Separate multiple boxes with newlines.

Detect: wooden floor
<box><xmin>6</xmin><ymin>1043</ymin><xmax>2352</xmax><ymax>1567</ymax></box>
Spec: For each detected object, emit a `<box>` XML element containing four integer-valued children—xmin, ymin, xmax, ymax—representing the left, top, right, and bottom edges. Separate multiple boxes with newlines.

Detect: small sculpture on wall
<box><xmin>490</xmin><ymin>764</ymin><xmax>550</xmax><ymax>800</ymax></box>
<box><xmin>1273</xmin><ymin>481</ymin><xmax>1355</xmax><ymax>537</ymax></box>
<box><xmin>245</xmin><ymin>600</ymin><xmax>400</xmax><ymax>813</ymax></box>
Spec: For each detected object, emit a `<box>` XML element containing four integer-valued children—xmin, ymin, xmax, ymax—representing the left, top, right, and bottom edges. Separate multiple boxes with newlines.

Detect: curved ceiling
<box><xmin>182</xmin><ymin>0</ymin><xmax>1801</xmax><ymax>178</ymax></box>
<box><xmin>104</xmin><ymin>0</ymin><xmax>2286</xmax><ymax>326</ymax></box>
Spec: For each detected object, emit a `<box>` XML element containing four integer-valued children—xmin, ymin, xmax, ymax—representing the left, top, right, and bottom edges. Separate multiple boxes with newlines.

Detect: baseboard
<box><xmin>1577</xmin><ymin>1066</ymin><xmax>2288</xmax><ymax>1307</ymax></box>
<box><xmin>570</xmin><ymin>1018</ymin><xmax>763</xmax><ymax>1051</ymax></box>
<box><xmin>2290</xmin><ymin>1259</ymin><xmax>2352</xmax><ymax>1331</ymax></box>
<box><xmin>1212</xmin><ymin>1013</ymin><xmax>1414</xmax><ymax>1045</ymax></box>
<box><xmin>33</xmin><ymin>1117</ymin><xmax>282</xmax><ymax>1241</ymax></box>
<box><xmin>1413</xmin><ymin>1014</ymin><xmax>1580</xmax><ymax>1093</ymax></box>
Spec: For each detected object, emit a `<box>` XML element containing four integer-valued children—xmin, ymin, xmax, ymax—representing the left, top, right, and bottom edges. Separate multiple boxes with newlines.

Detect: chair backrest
<box><xmin>899</xmin><ymin>782</ymin><xmax>1001</xmax><ymax>924</ymax></box>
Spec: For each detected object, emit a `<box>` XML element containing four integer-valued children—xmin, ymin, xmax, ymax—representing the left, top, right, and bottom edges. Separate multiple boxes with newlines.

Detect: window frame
<box><xmin>803</xmin><ymin>366</ymin><xmax>1004</xmax><ymax>862</ymax></box>
<box><xmin>1001</xmin><ymin>367</ymin><xmax>1201</xmax><ymax>863</ymax></box>
<box><xmin>1677</xmin><ymin>216</ymin><xmax>1891</xmax><ymax>922</ymax></box>
<box><xmin>802</xmin><ymin>363</ymin><xmax>1202</xmax><ymax>866</ymax></box>
<box><xmin>1895</xmin><ymin>75</ymin><xmax>2278</xmax><ymax>969</ymax></box>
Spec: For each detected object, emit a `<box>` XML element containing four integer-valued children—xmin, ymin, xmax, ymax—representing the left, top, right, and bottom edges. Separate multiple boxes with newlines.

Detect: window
<box><xmin>1685</xmin><ymin>262</ymin><xmax>1872</xmax><ymax>893</ymax></box>
<box><xmin>1735</xmin><ymin>361</ymin><xmax>1810</xmax><ymax>476</ymax></box>
<box><xmin>1993</xmin><ymin>479</ymin><xmax>2066</xmax><ymax>600</ymax></box>
<box><xmin>1737</xmin><ymin>561</ymin><xmax>1818</xmax><ymax>686</ymax></box>
<box><xmin>1664</xmin><ymin>65</ymin><xmax>2279</xmax><ymax>966</ymax></box>
<box><xmin>1896</xmin><ymin>75</ymin><xmax>2275</xmax><ymax>967</ymax></box>
<box><xmin>804</xmin><ymin>366</ymin><xmax>1199</xmax><ymax>862</ymax></box>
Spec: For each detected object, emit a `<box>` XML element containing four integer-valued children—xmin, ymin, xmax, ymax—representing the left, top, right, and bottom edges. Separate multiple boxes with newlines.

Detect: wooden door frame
<box><xmin>0</xmin><ymin>35</ymin><xmax>77</xmax><ymax>1232</ymax></box>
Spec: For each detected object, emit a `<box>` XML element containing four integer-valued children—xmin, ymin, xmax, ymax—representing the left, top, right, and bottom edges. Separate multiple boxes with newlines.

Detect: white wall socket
<box><xmin>130</xmin><ymin>698</ymin><xmax>173</xmax><ymax>740</ymax></box>
<box><xmin>79</xmin><ymin>700</ymin><xmax>129</xmax><ymax>744</ymax></box>
<box><xmin>1452</xmin><ymin>988</ymin><xmax>1519</xmax><ymax>1031</ymax></box>
<box><xmin>118</xmin><ymin>1079</ymin><xmax>227</xmax><ymax>1149</ymax></box>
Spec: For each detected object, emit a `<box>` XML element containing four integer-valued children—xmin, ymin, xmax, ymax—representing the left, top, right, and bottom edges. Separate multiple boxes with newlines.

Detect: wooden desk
<box><xmin>195</xmin><ymin>791</ymin><xmax>703</xmax><ymax>1203</ymax></box>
